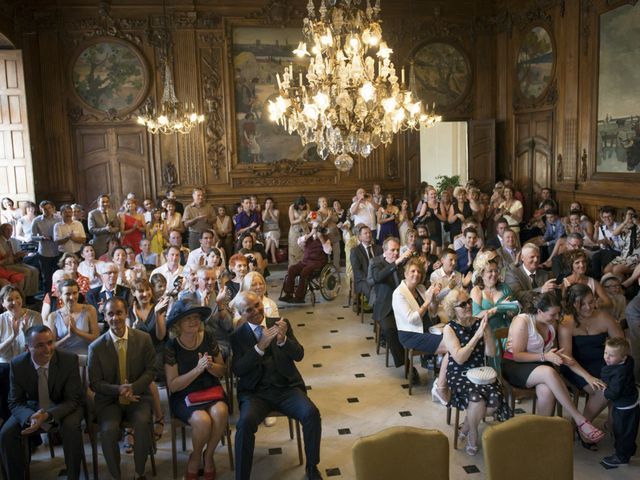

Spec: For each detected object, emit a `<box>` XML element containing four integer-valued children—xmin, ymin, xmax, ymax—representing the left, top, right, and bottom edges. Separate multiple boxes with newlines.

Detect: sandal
<box><xmin>203</xmin><ymin>468</ymin><xmax>216</xmax><ymax>480</ymax></box>
<box><xmin>575</xmin><ymin>427</ymin><xmax>599</xmax><ymax>451</ymax></box>
<box><xmin>184</xmin><ymin>453</ymin><xmax>199</xmax><ymax>480</ymax></box>
<box><xmin>431</xmin><ymin>383</ymin><xmax>449</xmax><ymax>406</ymax></box>
<box><xmin>153</xmin><ymin>417</ymin><xmax>165</xmax><ymax>441</ymax></box>
<box><xmin>465</xmin><ymin>439</ymin><xmax>479</xmax><ymax>456</ymax></box>
<box><xmin>577</xmin><ymin>420</ymin><xmax>605</xmax><ymax>444</ymax></box>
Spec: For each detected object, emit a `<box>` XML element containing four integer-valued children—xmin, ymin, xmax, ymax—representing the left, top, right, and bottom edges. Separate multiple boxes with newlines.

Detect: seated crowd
<box><xmin>0</xmin><ymin>179</ymin><xmax>639</xmax><ymax>478</ymax></box>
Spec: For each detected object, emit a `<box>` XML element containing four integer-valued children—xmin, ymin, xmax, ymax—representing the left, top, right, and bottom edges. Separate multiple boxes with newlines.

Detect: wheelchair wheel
<box><xmin>319</xmin><ymin>264</ymin><xmax>341</xmax><ymax>301</ymax></box>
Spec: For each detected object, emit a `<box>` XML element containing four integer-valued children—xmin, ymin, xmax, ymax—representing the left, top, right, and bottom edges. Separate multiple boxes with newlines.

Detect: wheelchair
<box><xmin>280</xmin><ymin>262</ymin><xmax>342</xmax><ymax>307</ymax></box>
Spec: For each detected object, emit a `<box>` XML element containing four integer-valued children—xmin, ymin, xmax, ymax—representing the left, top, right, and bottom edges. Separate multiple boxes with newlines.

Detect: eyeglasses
<box><xmin>454</xmin><ymin>298</ymin><xmax>472</xmax><ymax>309</ymax></box>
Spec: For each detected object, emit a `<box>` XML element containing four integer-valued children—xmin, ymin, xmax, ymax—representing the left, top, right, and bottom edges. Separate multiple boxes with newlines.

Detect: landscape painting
<box><xmin>233</xmin><ymin>27</ymin><xmax>319</xmax><ymax>164</ymax></box>
<box><xmin>72</xmin><ymin>39</ymin><xmax>147</xmax><ymax>114</ymax></box>
<box><xmin>516</xmin><ymin>26</ymin><xmax>554</xmax><ymax>100</ymax></box>
<box><xmin>596</xmin><ymin>3</ymin><xmax>640</xmax><ymax>173</ymax></box>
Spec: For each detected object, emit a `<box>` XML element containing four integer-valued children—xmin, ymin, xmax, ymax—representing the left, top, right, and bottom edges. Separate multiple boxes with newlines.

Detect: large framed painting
<box><xmin>596</xmin><ymin>3</ymin><xmax>640</xmax><ymax>173</ymax></box>
<box><xmin>411</xmin><ymin>41</ymin><xmax>471</xmax><ymax>111</ymax></box>
<box><xmin>232</xmin><ymin>27</ymin><xmax>318</xmax><ymax>164</ymax></box>
<box><xmin>70</xmin><ymin>38</ymin><xmax>149</xmax><ymax>116</ymax></box>
<box><xmin>516</xmin><ymin>26</ymin><xmax>555</xmax><ymax>101</ymax></box>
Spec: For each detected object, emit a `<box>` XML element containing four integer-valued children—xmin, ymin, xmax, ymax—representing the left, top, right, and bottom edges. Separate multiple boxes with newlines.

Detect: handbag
<box><xmin>463</xmin><ymin>366</ymin><xmax>497</xmax><ymax>385</ymax></box>
<box><xmin>185</xmin><ymin>385</ymin><xmax>225</xmax><ymax>406</ymax></box>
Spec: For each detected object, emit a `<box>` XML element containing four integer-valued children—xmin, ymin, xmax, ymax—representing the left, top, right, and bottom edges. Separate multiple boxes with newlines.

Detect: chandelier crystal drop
<box><xmin>268</xmin><ymin>0</ymin><xmax>441</xmax><ymax>171</ymax></box>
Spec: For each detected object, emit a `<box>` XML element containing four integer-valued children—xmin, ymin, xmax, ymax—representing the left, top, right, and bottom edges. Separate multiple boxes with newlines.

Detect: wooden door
<box><xmin>514</xmin><ymin>110</ymin><xmax>553</xmax><ymax>217</ymax></box>
<box><xmin>468</xmin><ymin>119</ymin><xmax>496</xmax><ymax>192</ymax></box>
<box><xmin>75</xmin><ymin>126</ymin><xmax>150</xmax><ymax>209</ymax></box>
<box><xmin>0</xmin><ymin>50</ymin><xmax>35</xmax><ymax>205</ymax></box>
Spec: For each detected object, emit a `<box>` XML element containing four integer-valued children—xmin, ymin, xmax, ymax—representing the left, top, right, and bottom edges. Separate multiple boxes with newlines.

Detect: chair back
<box><xmin>483</xmin><ymin>415</ymin><xmax>573</xmax><ymax>480</ymax></box>
<box><xmin>494</xmin><ymin>327</ymin><xmax>509</xmax><ymax>357</ymax></box>
<box><xmin>352</xmin><ymin>426</ymin><xmax>448</xmax><ymax>480</ymax></box>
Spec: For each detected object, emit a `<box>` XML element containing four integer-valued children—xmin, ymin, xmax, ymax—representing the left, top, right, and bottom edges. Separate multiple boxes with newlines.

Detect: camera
<box><xmin>317</xmin><ymin>226</ymin><xmax>328</xmax><ymax>235</ymax></box>
<box><xmin>244</xmin><ymin>253</ymin><xmax>258</xmax><ymax>267</ymax></box>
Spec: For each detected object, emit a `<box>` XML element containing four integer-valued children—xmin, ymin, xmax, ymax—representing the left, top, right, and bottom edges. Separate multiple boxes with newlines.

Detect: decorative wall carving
<box><xmin>556</xmin><ymin>153</ymin><xmax>563</xmax><ymax>181</ymax></box>
<box><xmin>581</xmin><ymin>0</ymin><xmax>594</xmax><ymax>55</ymax></box>
<box><xmin>245</xmin><ymin>0</ymin><xmax>305</xmax><ymax>27</ymax></box>
<box><xmin>580</xmin><ymin>148</ymin><xmax>588</xmax><ymax>182</ymax></box>
<box><xmin>248</xmin><ymin>159</ymin><xmax>321</xmax><ymax>178</ymax></box>
<box><xmin>199</xmin><ymin>33</ymin><xmax>226</xmax><ymax>180</ymax></box>
<box><xmin>513</xmin><ymin>78</ymin><xmax>558</xmax><ymax>110</ymax></box>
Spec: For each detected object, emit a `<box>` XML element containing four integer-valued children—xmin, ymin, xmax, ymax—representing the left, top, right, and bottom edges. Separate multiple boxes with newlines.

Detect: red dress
<box><xmin>121</xmin><ymin>214</ymin><xmax>144</xmax><ymax>254</ymax></box>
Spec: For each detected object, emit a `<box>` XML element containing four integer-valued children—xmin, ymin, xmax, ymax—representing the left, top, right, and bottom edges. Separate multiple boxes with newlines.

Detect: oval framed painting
<box><xmin>516</xmin><ymin>26</ymin><xmax>555</xmax><ymax>101</ymax></box>
<box><xmin>411</xmin><ymin>41</ymin><xmax>472</xmax><ymax>111</ymax></box>
<box><xmin>70</xmin><ymin>37</ymin><xmax>150</xmax><ymax>115</ymax></box>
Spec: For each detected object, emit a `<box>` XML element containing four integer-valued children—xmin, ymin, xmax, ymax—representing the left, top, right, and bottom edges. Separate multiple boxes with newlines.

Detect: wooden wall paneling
<box><xmin>468</xmin><ymin>119</ymin><xmax>496</xmax><ymax>192</ymax></box>
<box><xmin>74</xmin><ymin>127</ymin><xmax>111</xmax><ymax>208</ymax></box>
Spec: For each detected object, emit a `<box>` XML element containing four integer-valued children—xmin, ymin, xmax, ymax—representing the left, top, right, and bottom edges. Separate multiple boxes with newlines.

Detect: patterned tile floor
<box><xmin>28</xmin><ymin>268</ymin><xmax>639</xmax><ymax>479</ymax></box>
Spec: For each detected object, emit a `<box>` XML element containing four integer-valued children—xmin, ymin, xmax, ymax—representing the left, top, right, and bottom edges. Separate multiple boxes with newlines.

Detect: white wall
<box><xmin>419</xmin><ymin>121</ymin><xmax>468</xmax><ymax>187</ymax></box>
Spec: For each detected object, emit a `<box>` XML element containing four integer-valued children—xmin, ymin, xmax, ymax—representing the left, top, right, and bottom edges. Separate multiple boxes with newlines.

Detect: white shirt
<box><xmin>350</xmin><ymin>201</ymin><xmax>377</xmax><ymax>230</ymax></box>
<box><xmin>150</xmin><ymin>263</ymin><xmax>184</xmax><ymax>292</ymax></box>
<box><xmin>108</xmin><ymin>325</ymin><xmax>129</xmax><ymax>346</ymax></box>
<box><xmin>186</xmin><ymin>247</ymin><xmax>211</xmax><ymax>269</ymax></box>
<box><xmin>53</xmin><ymin>220</ymin><xmax>86</xmax><ymax>254</ymax></box>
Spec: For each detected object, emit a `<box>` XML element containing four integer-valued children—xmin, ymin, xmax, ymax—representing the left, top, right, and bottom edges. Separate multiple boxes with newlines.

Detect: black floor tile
<box><xmin>337</xmin><ymin>316</ymin><xmax>344</xmax><ymax>319</ymax></box>
<box><xmin>463</xmin><ymin>465</ymin><xmax>480</xmax><ymax>474</ymax></box>
<box><xmin>338</xmin><ymin>428</ymin><xmax>351</xmax><ymax>435</ymax></box>
<box><xmin>347</xmin><ymin>397</ymin><xmax>359</xmax><ymax>403</ymax></box>
<box><xmin>399</xmin><ymin>411</ymin><xmax>412</xmax><ymax>417</ymax></box>
<box><xmin>322</xmin><ymin>345</ymin><xmax>332</xmax><ymax>349</ymax></box>
<box><xmin>326</xmin><ymin>467</ymin><xmax>341</xmax><ymax>476</ymax></box>
<box><xmin>313</xmin><ymin>363</ymin><xmax>322</xmax><ymax>368</ymax></box>
<box><xmin>297</xmin><ymin>323</ymin><xmax>306</xmax><ymax>327</ymax></box>
<box><xmin>360</xmin><ymin>353</ymin><xmax>371</xmax><ymax>357</ymax></box>
<box><xmin>366</xmin><ymin>336</ymin><xmax>374</xmax><ymax>340</ymax></box>
<box><xmin>306</xmin><ymin>312</ymin><xmax>313</xmax><ymax>314</ymax></box>
<box><xmin>401</xmin><ymin>384</ymin><xmax>409</xmax><ymax>389</ymax></box>
<box><xmin>268</xmin><ymin>448</ymin><xmax>282</xmax><ymax>455</ymax></box>
<box><xmin>330</xmin><ymin>329</ymin><xmax>339</xmax><ymax>333</ymax></box>
<box><xmin>305</xmin><ymin>385</ymin><xmax>312</xmax><ymax>391</ymax></box>
<box><xmin>355</xmin><ymin>373</ymin><xmax>365</xmax><ymax>378</ymax></box>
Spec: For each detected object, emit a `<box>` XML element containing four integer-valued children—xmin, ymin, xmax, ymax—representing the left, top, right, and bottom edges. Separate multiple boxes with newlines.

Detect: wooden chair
<box><xmin>445</xmin><ymin>405</ymin><xmax>463</xmax><ymax>450</ymax></box>
<box><xmin>267</xmin><ymin>411</ymin><xmax>304</xmax><ymax>466</ymax></box>
<box><xmin>404</xmin><ymin>349</ymin><xmax>439</xmax><ymax>395</ymax></box>
<box><xmin>374</xmin><ymin>322</ymin><xmax>390</xmax><ymax>367</ymax></box>
<box><xmin>21</xmin><ymin>426</ymin><xmax>90</xmax><ymax>480</ymax></box>
<box><xmin>352</xmin><ymin>426</ymin><xmax>449</xmax><ymax>480</ymax></box>
<box><xmin>170</xmin><ymin>417</ymin><xmax>234</xmax><ymax>479</ymax></box>
<box><xmin>494</xmin><ymin>328</ymin><xmax>537</xmax><ymax>415</ymax></box>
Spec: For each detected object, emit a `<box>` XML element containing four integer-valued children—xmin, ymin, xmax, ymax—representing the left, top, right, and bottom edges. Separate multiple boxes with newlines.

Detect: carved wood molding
<box><xmin>556</xmin><ymin>153</ymin><xmax>563</xmax><ymax>181</ymax></box>
<box><xmin>247</xmin><ymin>159</ymin><xmax>322</xmax><ymax>179</ymax></box>
<box><xmin>581</xmin><ymin>0</ymin><xmax>594</xmax><ymax>56</ymax></box>
<box><xmin>490</xmin><ymin>0</ymin><xmax>562</xmax><ymax>35</ymax></box>
<box><xmin>580</xmin><ymin>148</ymin><xmax>588</xmax><ymax>182</ymax></box>
<box><xmin>244</xmin><ymin>0</ymin><xmax>305</xmax><ymax>27</ymax></box>
<box><xmin>200</xmin><ymin>33</ymin><xmax>227</xmax><ymax>180</ymax></box>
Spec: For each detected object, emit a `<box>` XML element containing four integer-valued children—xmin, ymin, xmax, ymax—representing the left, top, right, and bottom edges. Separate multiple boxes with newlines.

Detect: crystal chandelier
<box><xmin>268</xmin><ymin>0</ymin><xmax>441</xmax><ymax>171</ymax></box>
<box><xmin>137</xmin><ymin>3</ymin><xmax>205</xmax><ymax>135</ymax></box>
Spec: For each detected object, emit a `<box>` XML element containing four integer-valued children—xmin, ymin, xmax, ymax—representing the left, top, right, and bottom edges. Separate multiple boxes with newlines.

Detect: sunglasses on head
<box><xmin>454</xmin><ymin>298</ymin><xmax>472</xmax><ymax>309</ymax></box>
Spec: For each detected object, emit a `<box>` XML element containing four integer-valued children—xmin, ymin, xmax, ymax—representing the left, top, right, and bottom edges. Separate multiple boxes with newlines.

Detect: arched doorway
<box><xmin>0</xmin><ymin>31</ymin><xmax>36</xmax><ymax>207</ymax></box>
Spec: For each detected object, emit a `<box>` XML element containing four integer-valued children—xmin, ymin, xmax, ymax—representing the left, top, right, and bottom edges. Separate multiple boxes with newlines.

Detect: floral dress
<box><xmin>446</xmin><ymin>320</ymin><xmax>511</xmax><ymax>421</ymax></box>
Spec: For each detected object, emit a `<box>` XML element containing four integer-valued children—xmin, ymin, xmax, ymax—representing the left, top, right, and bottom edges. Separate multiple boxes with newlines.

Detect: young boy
<box><xmin>601</xmin><ymin>337</ymin><xmax>639</xmax><ymax>467</ymax></box>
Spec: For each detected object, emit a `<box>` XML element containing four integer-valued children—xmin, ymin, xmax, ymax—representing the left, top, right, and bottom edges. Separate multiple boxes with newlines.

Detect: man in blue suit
<box><xmin>231</xmin><ymin>291</ymin><xmax>322</xmax><ymax>480</ymax></box>
<box><xmin>455</xmin><ymin>227</ymin><xmax>480</xmax><ymax>275</ymax></box>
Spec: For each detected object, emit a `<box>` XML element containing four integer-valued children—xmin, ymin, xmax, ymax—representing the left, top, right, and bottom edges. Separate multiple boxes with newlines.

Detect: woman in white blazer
<box><xmin>392</xmin><ymin>258</ymin><xmax>449</xmax><ymax>404</ymax></box>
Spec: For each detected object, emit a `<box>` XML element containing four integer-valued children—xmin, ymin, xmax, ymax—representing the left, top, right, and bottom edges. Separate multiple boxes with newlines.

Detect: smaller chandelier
<box><xmin>137</xmin><ymin>62</ymin><xmax>205</xmax><ymax>135</ymax></box>
<box><xmin>268</xmin><ymin>0</ymin><xmax>441</xmax><ymax>171</ymax></box>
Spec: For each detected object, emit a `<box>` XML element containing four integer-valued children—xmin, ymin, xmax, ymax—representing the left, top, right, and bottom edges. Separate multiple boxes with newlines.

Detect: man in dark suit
<box><xmin>455</xmin><ymin>227</ymin><xmax>479</xmax><ymax>275</ymax></box>
<box><xmin>87</xmin><ymin>194</ymin><xmax>120</xmax><ymax>257</ymax></box>
<box><xmin>86</xmin><ymin>262</ymin><xmax>131</xmax><ymax>326</ymax></box>
<box><xmin>231</xmin><ymin>291</ymin><xmax>322</xmax><ymax>480</ymax></box>
<box><xmin>497</xmin><ymin>229</ymin><xmax>520</xmax><ymax>267</ymax></box>
<box><xmin>88</xmin><ymin>297</ymin><xmax>156</xmax><ymax>480</ymax></box>
<box><xmin>350</xmin><ymin>224</ymin><xmax>382</xmax><ymax>301</ymax></box>
<box><xmin>505</xmin><ymin>243</ymin><xmax>557</xmax><ymax>306</ymax></box>
<box><xmin>369</xmin><ymin>236</ymin><xmax>413</xmax><ymax>369</ymax></box>
<box><xmin>0</xmin><ymin>325</ymin><xmax>84</xmax><ymax>480</ymax></box>
<box><xmin>486</xmin><ymin>217</ymin><xmax>509</xmax><ymax>250</ymax></box>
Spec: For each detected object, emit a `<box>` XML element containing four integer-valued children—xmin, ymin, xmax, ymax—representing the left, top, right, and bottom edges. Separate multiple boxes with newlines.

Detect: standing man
<box><xmin>349</xmin><ymin>188</ymin><xmax>376</xmax><ymax>232</ymax></box>
<box><xmin>31</xmin><ymin>200</ymin><xmax>61</xmax><ymax>294</ymax></box>
<box><xmin>0</xmin><ymin>325</ymin><xmax>84</xmax><ymax>480</ymax></box>
<box><xmin>88</xmin><ymin>194</ymin><xmax>120</xmax><ymax>257</ymax></box>
<box><xmin>231</xmin><ymin>292</ymin><xmax>322</xmax><ymax>480</ymax></box>
<box><xmin>88</xmin><ymin>297</ymin><xmax>156</xmax><ymax>480</ymax></box>
<box><xmin>54</xmin><ymin>204</ymin><xmax>86</xmax><ymax>256</ymax></box>
<box><xmin>370</xmin><ymin>237</ymin><xmax>413</xmax><ymax>370</ymax></box>
<box><xmin>235</xmin><ymin>196</ymin><xmax>262</xmax><ymax>238</ymax></box>
<box><xmin>350</xmin><ymin>224</ymin><xmax>382</xmax><ymax>302</ymax></box>
<box><xmin>182</xmin><ymin>188</ymin><xmax>215</xmax><ymax>251</ymax></box>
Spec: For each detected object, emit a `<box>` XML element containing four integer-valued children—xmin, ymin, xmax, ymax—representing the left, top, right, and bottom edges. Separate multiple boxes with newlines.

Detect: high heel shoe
<box><xmin>203</xmin><ymin>469</ymin><xmax>216</xmax><ymax>480</ymax></box>
<box><xmin>575</xmin><ymin>427</ymin><xmax>598</xmax><ymax>451</ymax></box>
<box><xmin>431</xmin><ymin>383</ymin><xmax>449</xmax><ymax>406</ymax></box>
<box><xmin>577</xmin><ymin>420</ymin><xmax>605</xmax><ymax>445</ymax></box>
<box><xmin>465</xmin><ymin>438</ymin><xmax>479</xmax><ymax>456</ymax></box>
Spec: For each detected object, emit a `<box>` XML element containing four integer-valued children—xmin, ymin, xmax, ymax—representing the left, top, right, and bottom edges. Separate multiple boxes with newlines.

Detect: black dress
<box><xmin>164</xmin><ymin>331</ymin><xmax>226</xmax><ymax>423</ymax></box>
<box><xmin>129</xmin><ymin>307</ymin><xmax>165</xmax><ymax>380</ymax></box>
<box><xmin>446</xmin><ymin>320</ymin><xmax>511</xmax><ymax>421</ymax></box>
<box><xmin>450</xmin><ymin>201</ymin><xmax>473</xmax><ymax>238</ymax></box>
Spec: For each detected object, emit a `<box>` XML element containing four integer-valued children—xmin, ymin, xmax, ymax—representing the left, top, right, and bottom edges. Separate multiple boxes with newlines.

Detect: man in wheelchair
<box><xmin>280</xmin><ymin>222</ymin><xmax>332</xmax><ymax>303</ymax></box>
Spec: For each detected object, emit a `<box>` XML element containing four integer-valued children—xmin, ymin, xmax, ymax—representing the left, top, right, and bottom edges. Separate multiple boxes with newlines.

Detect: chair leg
<box><xmin>375</xmin><ymin>322</ymin><xmax>381</xmax><ymax>356</ymax></box>
<box><xmin>181</xmin><ymin>426</ymin><xmax>186</xmax><ymax>452</ymax></box>
<box><xmin>453</xmin><ymin>408</ymin><xmax>461</xmax><ymax>450</ymax></box>
<box><xmin>532</xmin><ymin>396</ymin><xmax>537</xmax><ymax>415</ymax></box>
<box><xmin>23</xmin><ymin>437</ymin><xmax>30</xmax><ymax>480</ymax></box>
<box><xmin>385</xmin><ymin>342</ymin><xmax>390</xmax><ymax>368</ymax></box>
<box><xmin>288</xmin><ymin>417</ymin><xmax>294</xmax><ymax>440</ymax></box>
<box><xmin>408</xmin><ymin>350</ymin><xmax>414</xmax><ymax>396</ymax></box>
<box><xmin>403</xmin><ymin>349</ymin><xmax>409</xmax><ymax>379</ymax></box>
<box><xmin>90</xmin><ymin>429</ymin><xmax>99</xmax><ymax>480</ymax></box>
<box><xmin>150</xmin><ymin>447</ymin><xmax>157</xmax><ymax>477</ymax></box>
<box><xmin>47</xmin><ymin>432</ymin><xmax>55</xmax><ymax>458</ymax></box>
<box><xmin>226</xmin><ymin>425</ymin><xmax>234</xmax><ymax>471</ymax></box>
<box><xmin>171</xmin><ymin>422</ymin><xmax>178</xmax><ymax>479</ymax></box>
<box><xmin>446</xmin><ymin>406</ymin><xmax>452</xmax><ymax>425</ymax></box>
<box><xmin>295</xmin><ymin>420</ymin><xmax>303</xmax><ymax>466</ymax></box>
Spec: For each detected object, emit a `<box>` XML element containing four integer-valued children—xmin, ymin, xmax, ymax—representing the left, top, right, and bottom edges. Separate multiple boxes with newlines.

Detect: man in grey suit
<box><xmin>496</xmin><ymin>229</ymin><xmax>520</xmax><ymax>267</ymax></box>
<box><xmin>504</xmin><ymin>243</ymin><xmax>557</xmax><ymax>306</ymax></box>
<box><xmin>88</xmin><ymin>194</ymin><xmax>120</xmax><ymax>257</ymax></box>
<box><xmin>0</xmin><ymin>325</ymin><xmax>84</xmax><ymax>479</ymax></box>
<box><xmin>88</xmin><ymin>297</ymin><xmax>156</xmax><ymax>480</ymax></box>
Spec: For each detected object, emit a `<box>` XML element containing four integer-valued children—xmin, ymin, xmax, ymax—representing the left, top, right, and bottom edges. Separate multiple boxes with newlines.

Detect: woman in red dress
<box><xmin>119</xmin><ymin>198</ymin><xmax>146</xmax><ymax>254</ymax></box>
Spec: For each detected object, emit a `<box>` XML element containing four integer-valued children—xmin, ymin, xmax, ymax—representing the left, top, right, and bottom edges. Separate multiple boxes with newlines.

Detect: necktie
<box><xmin>37</xmin><ymin>367</ymin><xmax>51</xmax><ymax>411</ymax></box>
<box><xmin>106</xmin><ymin>290</ymin><xmax>113</xmax><ymax>300</ymax></box>
<box><xmin>203</xmin><ymin>293</ymin><xmax>210</xmax><ymax>307</ymax></box>
<box><xmin>530</xmin><ymin>273</ymin><xmax>537</xmax><ymax>288</ymax></box>
<box><xmin>367</xmin><ymin>245</ymin><xmax>373</xmax><ymax>259</ymax></box>
<box><xmin>117</xmin><ymin>338</ymin><xmax>129</xmax><ymax>404</ymax></box>
<box><xmin>103</xmin><ymin>211</ymin><xmax>109</xmax><ymax>226</ymax></box>
<box><xmin>255</xmin><ymin>325</ymin><xmax>264</xmax><ymax>341</ymax></box>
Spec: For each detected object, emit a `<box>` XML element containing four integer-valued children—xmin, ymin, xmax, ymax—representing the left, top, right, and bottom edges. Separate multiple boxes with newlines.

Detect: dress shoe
<box><xmin>279</xmin><ymin>294</ymin><xmax>294</xmax><ymax>303</ymax></box>
<box><xmin>305</xmin><ymin>466</ymin><xmax>323</xmax><ymax>480</ymax></box>
<box><xmin>292</xmin><ymin>297</ymin><xmax>305</xmax><ymax>304</ymax></box>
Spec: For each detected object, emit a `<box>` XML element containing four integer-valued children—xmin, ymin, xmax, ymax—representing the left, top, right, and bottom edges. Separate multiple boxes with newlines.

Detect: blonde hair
<box><xmin>241</xmin><ymin>271</ymin><xmax>267</xmax><ymax>295</ymax></box>
<box><xmin>442</xmin><ymin>288</ymin><xmax>466</xmax><ymax>320</ymax></box>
